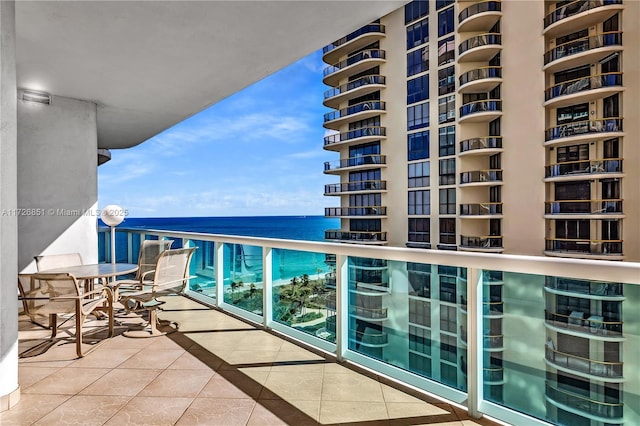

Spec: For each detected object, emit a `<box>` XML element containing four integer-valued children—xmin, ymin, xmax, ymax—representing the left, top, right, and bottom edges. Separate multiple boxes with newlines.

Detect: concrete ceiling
<box><xmin>15</xmin><ymin>1</ymin><xmax>407</xmax><ymax>149</ymax></box>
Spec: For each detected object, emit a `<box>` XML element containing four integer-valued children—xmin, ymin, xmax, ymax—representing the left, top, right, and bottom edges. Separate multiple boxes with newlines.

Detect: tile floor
<box><xmin>3</xmin><ymin>296</ymin><xmax>504</xmax><ymax>426</ymax></box>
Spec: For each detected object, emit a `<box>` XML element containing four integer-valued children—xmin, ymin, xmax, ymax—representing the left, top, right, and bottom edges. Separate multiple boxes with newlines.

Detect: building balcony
<box><xmin>349</xmin><ymin>305</ymin><xmax>388</xmax><ymax>321</ymax></box>
<box><xmin>545</xmin><ymin>383</ymin><xmax>624</xmax><ymax>423</ymax></box>
<box><xmin>544</xmin><ymin>158</ymin><xmax>623</xmax><ymax>181</ymax></box>
<box><xmin>458</xmin><ymin>1</ymin><xmax>502</xmax><ymax>33</ymax></box>
<box><xmin>350</xmin><ymin>330</ymin><xmax>389</xmax><ymax>347</ymax></box>
<box><xmin>544</xmin><ymin>347</ymin><xmax>623</xmax><ymax>381</ymax></box>
<box><xmin>460</xmin><ymin>297</ymin><xmax>504</xmax><ymax>317</ymax></box>
<box><xmin>323</xmin><ymin>75</ymin><xmax>386</xmax><ymax>109</ymax></box>
<box><xmin>460</xmin><ymin>330</ymin><xmax>504</xmax><ymax>350</ymax></box>
<box><xmin>460</xmin><ymin>203</ymin><xmax>503</xmax><ymax>218</ymax></box>
<box><xmin>322</xmin><ymin>23</ymin><xmax>386</xmax><ymax>65</ymax></box>
<box><xmin>544</xmin><ymin>118</ymin><xmax>623</xmax><ymax>146</ymax></box>
<box><xmin>484</xmin><ymin>367</ymin><xmax>505</xmax><ymax>384</ymax></box>
<box><xmin>544</xmin><ymin>72</ymin><xmax>623</xmax><ymax>108</ymax></box>
<box><xmin>324</xmin><ymin>230</ymin><xmax>387</xmax><ymax>244</ymax></box>
<box><xmin>544</xmin><ymin>277</ymin><xmax>624</xmax><ymax>298</ymax></box>
<box><xmin>544</xmin><ymin>31</ymin><xmax>623</xmax><ymax>72</ymax></box>
<box><xmin>459</xmin><ymin>136</ymin><xmax>503</xmax><ymax>156</ymax></box>
<box><xmin>459</xmin><ymin>170</ymin><xmax>503</xmax><ymax>186</ymax></box>
<box><xmin>545</xmin><ymin>199</ymin><xmax>623</xmax><ymax>219</ymax></box>
<box><xmin>325</xmin><ymin>206</ymin><xmax>387</xmax><ymax>218</ymax></box>
<box><xmin>458</xmin><ymin>66</ymin><xmax>502</xmax><ymax>94</ymax></box>
<box><xmin>544</xmin><ymin>310</ymin><xmax>623</xmax><ymax>339</ymax></box>
<box><xmin>459</xmin><ymin>235</ymin><xmax>503</xmax><ymax>253</ymax></box>
<box><xmin>323</xmin><ymin>126</ymin><xmax>386</xmax><ymax>151</ymax></box>
<box><xmin>545</xmin><ymin>238</ymin><xmax>623</xmax><ymax>259</ymax></box>
<box><xmin>543</xmin><ymin>0</ymin><xmax>624</xmax><ymax>38</ymax></box>
<box><xmin>458</xmin><ymin>33</ymin><xmax>501</xmax><ymax>62</ymax></box>
<box><xmin>458</xmin><ymin>99</ymin><xmax>502</xmax><ymax>123</ymax></box>
<box><xmin>324</xmin><ymin>180</ymin><xmax>387</xmax><ymax>195</ymax></box>
<box><xmin>322</xmin><ymin>49</ymin><xmax>386</xmax><ymax>87</ymax></box>
<box><xmin>323</xmin><ymin>154</ymin><xmax>386</xmax><ymax>174</ymax></box>
<box><xmin>323</xmin><ymin>100</ymin><xmax>386</xmax><ymax>130</ymax></box>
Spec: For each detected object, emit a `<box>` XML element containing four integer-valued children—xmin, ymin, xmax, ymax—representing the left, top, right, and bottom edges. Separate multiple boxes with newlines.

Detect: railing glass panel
<box><xmin>223</xmin><ymin>243</ymin><xmax>263</xmax><ymax>315</ymax></box>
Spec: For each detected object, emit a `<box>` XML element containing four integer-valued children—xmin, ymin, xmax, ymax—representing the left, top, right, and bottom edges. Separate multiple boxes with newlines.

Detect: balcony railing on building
<box><xmin>545</xmin><ymin>383</ymin><xmax>624</xmax><ymax>421</ymax></box>
<box><xmin>545</xmin><ymin>238</ymin><xmax>623</xmax><ymax>255</ymax></box>
<box><xmin>544</xmin><ymin>199</ymin><xmax>622</xmax><ymax>215</ymax></box>
<box><xmin>324</xmin><ymin>154</ymin><xmax>386</xmax><ymax>172</ymax></box>
<box><xmin>459</xmin><ymin>137</ymin><xmax>502</xmax><ymax>154</ymax></box>
<box><xmin>545</xmin><ymin>277</ymin><xmax>623</xmax><ymax>297</ymax></box>
<box><xmin>323</xmin><ymin>100</ymin><xmax>386</xmax><ymax>126</ymax></box>
<box><xmin>324</xmin><ymin>75</ymin><xmax>386</xmax><ymax>103</ymax></box>
<box><xmin>324</xmin><ymin>180</ymin><xmax>386</xmax><ymax>195</ymax></box>
<box><xmin>323</xmin><ymin>49</ymin><xmax>386</xmax><ymax>77</ymax></box>
<box><xmin>543</xmin><ymin>0</ymin><xmax>623</xmax><ymax>30</ymax></box>
<box><xmin>460</xmin><ymin>235</ymin><xmax>503</xmax><ymax>250</ymax></box>
<box><xmin>324</xmin><ymin>230</ymin><xmax>387</xmax><ymax>243</ymax></box>
<box><xmin>460</xmin><ymin>170</ymin><xmax>503</xmax><ymax>184</ymax></box>
<box><xmin>325</xmin><ymin>206</ymin><xmax>386</xmax><ymax>217</ymax></box>
<box><xmin>349</xmin><ymin>305</ymin><xmax>388</xmax><ymax>320</ymax></box>
<box><xmin>458</xmin><ymin>33</ymin><xmax>501</xmax><ymax>62</ymax></box>
<box><xmin>460</xmin><ymin>203</ymin><xmax>503</xmax><ymax>216</ymax></box>
<box><xmin>544</xmin><ymin>347</ymin><xmax>623</xmax><ymax>379</ymax></box>
<box><xmin>351</xmin><ymin>330</ymin><xmax>389</xmax><ymax>346</ymax></box>
<box><xmin>544</xmin><ymin>72</ymin><xmax>622</xmax><ymax>103</ymax></box>
<box><xmin>545</xmin><ymin>158</ymin><xmax>622</xmax><ymax>178</ymax></box>
<box><xmin>544</xmin><ymin>310</ymin><xmax>622</xmax><ymax>337</ymax></box>
<box><xmin>459</xmin><ymin>99</ymin><xmax>502</xmax><ymax>118</ymax></box>
<box><xmin>322</xmin><ymin>23</ymin><xmax>386</xmax><ymax>55</ymax></box>
<box><xmin>459</xmin><ymin>67</ymin><xmax>502</xmax><ymax>92</ymax></box>
<box><xmin>324</xmin><ymin>126</ymin><xmax>386</xmax><ymax>148</ymax></box>
<box><xmin>458</xmin><ymin>1</ymin><xmax>502</xmax><ymax>28</ymax></box>
<box><xmin>545</xmin><ymin>118</ymin><xmax>622</xmax><ymax>142</ymax></box>
<box><xmin>544</xmin><ymin>31</ymin><xmax>622</xmax><ymax>67</ymax></box>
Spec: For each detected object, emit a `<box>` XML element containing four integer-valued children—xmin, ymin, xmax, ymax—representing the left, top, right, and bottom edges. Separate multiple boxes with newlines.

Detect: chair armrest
<box><xmin>140</xmin><ymin>269</ymin><xmax>156</xmax><ymax>280</ymax></box>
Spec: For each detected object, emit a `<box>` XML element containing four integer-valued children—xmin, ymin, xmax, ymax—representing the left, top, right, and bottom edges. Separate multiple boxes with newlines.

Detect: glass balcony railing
<box><xmin>458</xmin><ymin>33</ymin><xmax>501</xmax><ymax>56</ymax></box>
<box><xmin>545</xmin><ymin>158</ymin><xmax>622</xmax><ymax>177</ymax></box>
<box><xmin>323</xmin><ymin>101</ymin><xmax>386</xmax><ymax>123</ymax></box>
<box><xmin>459</xmin><ymin>66</ymin><xmax>502</xmax><ymax>87</ymax></box>
<box><xmin>460</xmin><ymin>235</ymin><xmax>503</xmax><ymax>249</ymax></box>
<box><xmin>545</xmin><ymin>72</ymin><xmax>622</xmax><ymax>101</ymax></box>
<box><xmin>459</xmin><ymin>99</ymin><xmax>502</xmax><ymax>118</ymax></box>
<box><xmin>324</xmin><ymin>126</ymin><xmax>386</xmax><ymax>147</ymax></box>
<box><xmin>545</xmin><ymin>199</ymin><xmax>622</xmax><ymax>215</ymax></box>
<box><xmin>324</xmin><ymin>180</ymin><xmax>386</xmax><ymax>195</ymax></box>
<box><xmin>460</xmin><ymin>136</ymin><xmax>502</xmax><ymax>153</ymax></box>
<box><xmin>544</xmin><ymin>0</ymin><xmax>623</xmax><ymax>29</ymax></box>
<box><xmin>460</xmin><ymin>203</ymin><xmax>503</xmax><ymax>216</ymax></box>
<box><xmin>324</xmin><ymin>75</ymin><xmax>386</xmax><ymax>100</ymax></box>
<box><xmin>324</xmin><ymin>154</ymin><xmax>386</xmax><ymax>172</ymax></box>
<box><xmin>323</xmin><ymin>49</ymin><xmax>386</xmax><ymax>77</ymax></box>
<box><xmin>544</xmin><ymin>31</ymin><xmax>622</xmax><ymax>65</ymax></box>
<box><xmin>459</xmin><ymin>1</ymin><xmax>502</xmax><ymax>24</ymax></box>
<box><xmin>97</xmin><ymin>228</ymin><xmax>640</xmax><ymax>426</ymax></box>
<box><xmin>323</xmin><ymin>24</ymin><xmax>385</xmax><ymax>54</ymax></box>
<box><xmin>325</xmin><ymin>206</ymin><xmax>387</xmax><ymax>217</ymax></box>
<box><xmin>460</xmin><ymin>170</ymin><xmax>503</xmax><ymax>184</ymax></box>
<box><xmin>545</xmin><ymin>118</ymin><xmax>622</xmax><ymax>142</ymax></box>
<box><xmin>545</xmin><ymin>238</ymin><xmax>623</xmax><ymax>255</ymax></box>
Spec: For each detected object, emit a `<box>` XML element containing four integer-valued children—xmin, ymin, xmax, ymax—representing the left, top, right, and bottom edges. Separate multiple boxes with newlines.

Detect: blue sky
<box><xmin>98</xmin><ymin>49</ymin><xmax>339</xmax><ymax>218</ymax></box>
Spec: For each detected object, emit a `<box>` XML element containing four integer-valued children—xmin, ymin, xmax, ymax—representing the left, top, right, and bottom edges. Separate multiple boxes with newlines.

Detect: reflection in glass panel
<box><xmin>222</xmin><ymin>243</ymin><xmax>263</xmax><ymax>315</ymax></box>
<box><xmin>187</xmin><ymin>239</ymin><xmax>216</xmax><ymax>298</ymax></box>
<box><xmin>271</xmin><ymin>248</ymin><xmax>336</xmax><ymax>343</ymax></box>
<box><xmin>346</xmin><ymin>257</ymin><xmax>467</xmax><ymax>392</ymax></box>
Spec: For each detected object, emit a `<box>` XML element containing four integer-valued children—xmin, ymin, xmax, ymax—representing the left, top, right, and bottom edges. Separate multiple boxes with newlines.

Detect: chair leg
<box><xmin>50</xmin><ymin>314</ymin><xmax>58</xmax><ymax>338</ymax></box>
<box><xmin>123</xmin><ymin>308</ymin><xmax>167</xmax><ymax>338</ymax></box>
<box><xmin>76</xmin><ymin>311</ymin><xmax>85</xmax><ymax>358</ymax></box>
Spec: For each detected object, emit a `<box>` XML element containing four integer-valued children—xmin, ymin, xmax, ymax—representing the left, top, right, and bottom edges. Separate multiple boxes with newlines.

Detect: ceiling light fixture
<box><xmin>21</xmin><ymin>89</ymin><xmax>51</xmax><ymax>105</ymax></box>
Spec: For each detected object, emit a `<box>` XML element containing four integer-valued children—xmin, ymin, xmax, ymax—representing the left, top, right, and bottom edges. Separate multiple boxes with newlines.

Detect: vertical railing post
<box><xmin>335</xmin><ymin>253</ymin><xmax>348</xmax><ymax>362</ymax></box>
<box><xmin>215</xmin><ymin>241</ymin><xmax>224</xmax><ymax>307</ymax></box>
<box><xmin>467</xmin><ymin>267</ymin><xmax>483</xmax><ymax>419</ymax></box>
<box><xmin>263</xmin><ymin>246</ymin><xmax>272</xmax><ymax>329</ymax></box>
<box><xmin>127</xmin><ymin>232</ymin><xmax>133</xmax><ymax>263</ymax></box>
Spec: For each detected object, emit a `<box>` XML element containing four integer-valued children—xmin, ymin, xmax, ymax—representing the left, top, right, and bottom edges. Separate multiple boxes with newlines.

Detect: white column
<box><xmin>263</xmin><ymin>246</ymin><xmax>272</xmax><ymax>328</ymax></box>
<box><xmin>335</xmin><ymin>254</ymin><xmax>348</xmax><ymax>361</ymax></box>
<box><xmin>215</xmin><ymin>241</ymin><xmax>224</xmax><ymax>306</ymax></box>
<box><xmin>466</xmin><ymin>267</ymin><xmax>483</xmax><ymax>419</ymax></box>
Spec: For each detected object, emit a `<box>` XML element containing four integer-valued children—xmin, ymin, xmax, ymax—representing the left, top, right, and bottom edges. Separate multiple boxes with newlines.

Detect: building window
<box><xmin>408</xmin><ymin>262</ymin><xmax>431</xmax><ymax>297</ymax></box>
<box><xmin>409</xmin><ymin>299</ymin><xmax>431</xmax><ymax>327</ymax></box>
<box><xmin>407</xmin><ymin>18</ymin><xmax>429</xmax><ymax>49</ymax></box>
<box><xmin>437</xmin><ymin>6</ymin><xmax>454</xmax><ymax>37</ymax></box>
<box><xmin>440</xmin><ymin>304</ymin><xmax>457</xmax><ymax>333</ymax></box>
<box><xmin>440</xmin><ymin>334</ymin><xmax>457</xmax><ymax>363</ymax></box>
<box><xmin>436</xmin><ymin>0</ymin><xmax>454</xmax><ymax>10</ymax></box>
<box><xmin>409</xmin><ymin>352</ymin><xmax>432</xmax><ymax>377</ymax></box>
<box><xmin>408</xmin><ymin>130</ymin><xmax>430</xmax><ymax>160</ymax></box>
<box><xmin>438</xmin><ymin>95</ymin><xmax>455</xmax><ymax>124</ymax></box>
<box><xmin>440</xmin><ymin>188</ymin><xmax>456</xmax><ymax>214</ymax></box>
<box><xmin>557</xmin><ymin>103</ymin><xmax>589</xmax><ymax>124</ymax></box>
<box><xmin>408</xmin><ymin>161</ymin><xmax>430</xmax><ymax>188</ymax></box>
<box><xmin>439</xmin><ymin>158</ymin><xmax>455</xmax><ymax>185</ymax></box>
<box><xmin>438</xmin><ymin>125</ymin><xmax>455</xmax><ymax>155</ymax></box>
<box><xmin>407</xmin><ymin>74</ymin><xmax>430</xmax><ymax>104</ymax></box>
<box><xmin>409</xmin><ymin>190</ymin><xmax>430</xmax><ymax>215</ymax></box>
<box><xmin>349</xmin><ymin>142</ymin><xmax>379</xmax><ymax>157</ymax></box>
<box><xmin>439</xmin><ymin>218</ymin><xmax>456</xmax><ymax>244</ymax></box>
<box><xmin>407</xmin><ymin>46</ymin><xmax>429</xmax><ymax>76</ymax></box>
<box><xmin>350</xmin><ymin>219</ymin><xmax>381</xmax><ymax>232</ymax></box>
<box><xmin>408</xmin><ymin>102</ymin><xmax>430</xmax><ymax>131</ymax></box>
<box><xmin>438</xmin><ymin>66</ymin><xmax>455</xmax><ymax>95</ymax></box>
<box><xmin>409</xmin><ymin>326</ymin><xmax>431</xmax><ymax>354</ymax></box>
<box><xmin>438</xmin><ymin>36</ymin><xmax>455</xmax><ymax>66</ymax></box>
<box><xmin>555</xmin><ymin>220</ymin><xmax>590</xmax><ymax>239</ymax></box>
<box><xmin>408</xmin><ymin>218</ymin><xmax>431</xmax><ymax>246</ymax></box>
<box><xmin>405</xmin><ymin>0</ymin><xmax>429</xmax><ymax>24</ymax></box>
<box><xmin>440</xmin><ymin>362</ymin><xmax>458</xmax><ymax>386</ymax></box>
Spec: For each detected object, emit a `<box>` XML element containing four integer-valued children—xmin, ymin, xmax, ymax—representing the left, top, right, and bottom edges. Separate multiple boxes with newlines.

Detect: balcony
<box><xmin>544</xmin><ymin>310</ymin><xmax>623</xmax><ymax>339</ymax></box>
<box><xmin>350</xmin><ymin>330</ymin><xmax>389</xmax><ymax>347</ymax></box>
<box><xmin>544</xmin><ymin>158</ymin><xmax>623</xmax><ymax>181</ymax></box>
<box><xmin>459</xmin><ymin>169</ymin><xmax>503</xmax><ymax>186</ymax></box>
<box><xmin>544</xmin><ymin>347</ymin><xmax>623</xmax><ymax>381</ymax></box>
<box><xmin>322</xmin><ymin>23</ymin><xmax>386</xmax><ymax>65</ymax></box>
<box><xmin>324</xmin><ymin>180</ymin><xmax>387</xmax><ymax>195</ymax></box>
<box><xmin>460</xmin><ymin>203</ymin><xmax>503</xmax><ymax>218</ymax></box>
<box><xmin>544</xmin><ymin>118</ymin><xmax>623</xmax><ymax>146</ymax></box>
<box><xmin>544</xmin><ymin>277</ymin><xmax>624</xmax><ymax>298</ymax></box>
<box><xmin>543</xmin><ymin>0</ymin><xmax>624</xmax><ymax>38</ymax></box>
<box><xmin>323</xmin><ymin>126</ymin><xmax>386</xmax><ymax>151</ymax></box>
<box><xmin>545</xmin><ymin>383</ymin><xmax>624</xmax><ymax>423</ymax></box>
<box><xmin>544</xmin><ymin>72</ymin><xmax>623</xmax><ymax>108</ymax></box>
<box><xmin>545</xmin><ymin>199</ymin><xmax>623</xmax><ymax>218</ymax></box>
<box><xmin>458</xmin><ymin>99</ymin><xmax>502</xmax><ymax>123</ymax></box>
<box><xmin>458</xmin><ymin>33</ymin><xmax>502</xmax><ymax>62</ymax></box>
<box><xmin>544</xmin><ymin>31</ymin><xmax>623</xmax><ymax>72</ymax></box>
<box><xmin>484</xmin><ymin>367</ymin><xmax>505</xmax><ymax>384</ymax></box>
<box><xmin>323</xmin><ymin>100</ymin><xmax>386</xmax><ymax>130</ymax></box>
<box><xmin>545</xmin><ymin>238</ymin><xmax>623</xmax><ymax>259</ymax></box>
<box><xmin>349</xmin><ymin>305</ymin><xmax>388</xmax><ymax>321</ymax></box>
<box><xmin>459</xmin><ymin>235</ymin><xmax>503</xmax><ymax>252</ymax></box>
<box><xmin>323</xmin><ymin>75</ymin><xmax>386</xmax><ymax>109</ymax></box>
<box><xmin>323</xmin><ymin>154</ymin><xmax>386</xmax><ymax>174</ymax></box>
<box><xmin>324</xmin><ymin>230</ymin><xmax>387</xmax><ymax>244</ymax></box>
<box><xmin>458</xmin><ymin>66</ymin><xmax>502</xmax><ymax>94</ymax></box>
<box><xmin>323</xmin><ymin>49</ymin><xmax>386</xmax><ymax>87</ymax></box>
<box><xmin>458</xmin><ymin>1</ymin><xmax>502</xmax><ymax>33</ymax></box>
<box><xmin>459</xmin><ymin>136</ymin><xmax>503</xmax><ymax>156</ymax></box>
<box><xmin>325</xmin><ymin>206</ymin><xmax>387</xmax><ymax>218</ymax></box>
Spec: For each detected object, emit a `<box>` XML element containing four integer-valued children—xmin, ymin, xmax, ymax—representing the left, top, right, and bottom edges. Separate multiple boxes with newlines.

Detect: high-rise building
<box><xmin>321</xmin><ymin>1</ymin><xmax>639</xmax><ymax>424</ymax></box>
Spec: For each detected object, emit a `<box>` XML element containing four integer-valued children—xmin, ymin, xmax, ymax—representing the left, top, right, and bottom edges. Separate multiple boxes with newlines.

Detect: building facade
<box><xmin>321</xmin><ymin>1</ymin><xmax>640</xmax><ymax>425</ymax></box>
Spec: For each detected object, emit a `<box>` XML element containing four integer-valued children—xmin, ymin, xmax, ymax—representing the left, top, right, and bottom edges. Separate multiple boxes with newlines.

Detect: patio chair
<box><xmin>24</xmin><ymin>273</ymin><xmax>114</xmax><ymax>357</ymax></box>
<box><xmin>35</xmin><ymin>252</ymin><xmax>83</xmax><ymax>271</ymax></box>
<box><xmin>108</xmin><ymin>239</ymin><xmax>174</xmax><ymax>301</ymax></box>
<box><xmin>119</xmin><ymin>247</ymin><xmax>195</xmax><ymax>338</ymax></box>
<box><xmin>18</xmin><ymin>273</ymin><xmax>50</xmax><ymax>328</ymax></box>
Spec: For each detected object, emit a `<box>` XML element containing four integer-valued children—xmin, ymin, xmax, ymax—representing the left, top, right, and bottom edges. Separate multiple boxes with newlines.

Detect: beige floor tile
<box><xmin>104</xmin><ymin>395</ymin><xmax>194</xmax><ymax>426</ymax></box>
<box><xmin>118</xmin><ymin>348</ymin><xmax>185</xmax><ymax>369</ymax></box>
<box><xmin>67</xmin><ymin>347</ymin><xmax>140</xmax><ymax>368</ymax></box>
<box><xmin>221</xmin><ymin>349</ymin><xmax>280</xmax><ymax>367</ymax></box>
<box><xmin>386</xmin><ymin>402</ymin><xmax>456</xmax><ymax>421</ymax></box>
<box><xmin>79</xmin><ymin>368</ymin><xmax>163</xmax><ymax>396</ymax></box>
<box><xmin>32</xmin><ymin>395</ymin><xmax>130</xmax><ymax>426</ymax></box>
<box><xmin>381</xmin><ymin>383</ymin><xmax>442</xmax><ymax>404</ymax></box>
<box><xmin>248</xmin><ymin>399</ymin><xmax>321</xmax><ymax>426</ymax></box>
<box><xmin>319</xmin><ymin>400</ymin><xmax>389</xmax><ymax>424</ymax></box>
<box><xmin>22</xmin><ymin>366</ymin><xmax>109</xmax><ymax>395</ymax></box>
<box><xmin>322</xmin><ymin>361</ymin><xmax>358</xmax><ymax>374</ymax></box>
<box><xmin>234</xmin><ymin>333</ymin><xmax>285</xmax><ymax>351</ymax></box>
<box><xmin>236</xmin><ymin>366</ymin><xmax>271</xmax><ymax>385</ymax></box>
<box><xmin>17</xmin><ymin>365</ymin><xmax>61</xmax><ymax>389</ymax></box>
<box><xmin>0</xmin><ymin>394</ymin><xmax>71</xmax><ymax>426</ymax></box>
<box><xmin>175</xmin><ymin>397</ymin><xmax>255</xmax><ymax>426</ymax></box>
<box><xmin>99</xmin><ymin>333</ymin><xmax>158</xmax><ymax>350</ymax></box>
<box><xmin>321</xmin><ymin>372</ymin><xmax>384</xmax><ymax>402</ymax></box>
<box><xmin>168</xmin><ymin>348</ymin><xmax>220</xmax><ymax>370</ymax></box>
<box><xmin>260</xmin><ymin>371</ymin><xmax>324</xmax><ymax>401</ymax></box>
<box><xmin>138</xmin><ymin>368</ymin><xmax>214</xmax><ymax>397</ymax></box>
<box><xmin>198</xmin><ymin>371</ymin><xmax>263</xmax><ymax>399</ymax></box>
